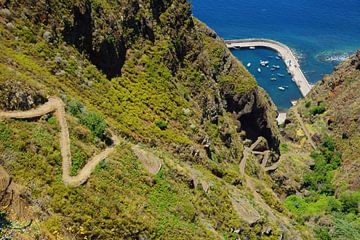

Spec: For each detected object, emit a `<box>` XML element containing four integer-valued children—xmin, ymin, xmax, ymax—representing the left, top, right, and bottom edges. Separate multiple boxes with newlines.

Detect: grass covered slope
<box><xmin>278</xmin><ymin>50</ymin><xmax>360</xmax><ymax>239</ymax></box>
<box><xmin>0</xmin><ymin>0</ymin><xmax>301</xmax><ymax>239</ymax></box>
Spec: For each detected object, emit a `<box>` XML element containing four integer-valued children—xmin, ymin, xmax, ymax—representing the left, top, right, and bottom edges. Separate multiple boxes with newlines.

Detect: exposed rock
<box><xmin>0</xmin><ymin>166</ymin><xmax>11</xmax><ymax>192</ymax></box>
<box><xmin>132</xmin><ymin>145</ymin><xmax>162</xmax><ymax>175</ymax></box>
<box><xmin>224</xmin><ymin>87</ymin><xmax>280</xmax><ymax>151</ymax></box>
<box><xmin>0</xmin><ymin>8</ymin><xmax>12</xmax><ymax>19</ymax></box>
<box><xmin>0</xmin><ymin>80</ymin><xmax>47</xmax><ymax>111</ymax></box>
<box><xmin>42</xmin><ymin>31</ymin><xmax>52</xmax><ymax>42</ymax></box>
<box><xmin>5</xmin><ymin>22</ymin><xmax>14</xmax><ymax>30</ymax></box>
<box><xmin>229</xmin><ymin>191</ymin><xmax>261</xmax><ymax>225</ymax></box>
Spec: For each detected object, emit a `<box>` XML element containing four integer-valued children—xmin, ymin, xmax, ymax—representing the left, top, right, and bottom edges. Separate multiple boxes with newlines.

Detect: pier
<box><xmin>225</xmin><ymin>39</ymin><xmax>312</xmax><ymax>97</ymax></box>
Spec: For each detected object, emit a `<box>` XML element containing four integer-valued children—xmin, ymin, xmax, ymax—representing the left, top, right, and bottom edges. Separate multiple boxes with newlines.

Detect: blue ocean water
<box><xmin>192</xmin><ymin>0</ymin><xmax>360</xmax><ymax>109</ymax></box>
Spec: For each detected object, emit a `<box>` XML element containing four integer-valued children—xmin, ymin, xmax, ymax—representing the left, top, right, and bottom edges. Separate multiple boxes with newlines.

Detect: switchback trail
<box><xmin>0</xmin><ymin>96</ymin><xmax>120</xmax><ymax>187</ymax></box>
<box><xmin>294</xmin><ymin>108</ymin><xmax>317</xmax><ymax>150</ymax></box>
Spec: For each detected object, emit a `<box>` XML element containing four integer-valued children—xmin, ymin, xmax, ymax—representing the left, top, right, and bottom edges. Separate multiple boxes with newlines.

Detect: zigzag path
<box><xmin>0</xmin><ymin>96</ymin><xmax>120</xmax><ymax>187</ymax></box>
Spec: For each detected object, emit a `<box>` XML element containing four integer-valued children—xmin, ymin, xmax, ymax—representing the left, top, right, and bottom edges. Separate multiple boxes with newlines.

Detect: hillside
<box><xmin>0</xmin><ymin>0</ymin><xmax>358</xmax><ymax>239</ymax></box>
<box><xmin>0</xmin><ymin>0</ymin><xmax>302</xmax><ymax>239</ymax></box>
<box><xmin>278</xmin><ymin>50</ymin><xmax>360</xmax><ymax>239</ymax></box>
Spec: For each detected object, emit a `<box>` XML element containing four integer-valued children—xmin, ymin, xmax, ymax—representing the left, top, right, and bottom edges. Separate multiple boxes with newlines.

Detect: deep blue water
<box><xmin>192</xmin><ymin>0</ymin><xmax>360</xmax><ymax>109</ymax></box>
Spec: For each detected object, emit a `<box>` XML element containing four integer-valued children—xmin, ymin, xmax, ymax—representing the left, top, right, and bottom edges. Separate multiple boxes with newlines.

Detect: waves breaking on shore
<box><xmin>316</xmin><ymin>50</ymin><xmax>353</xmax><ymax>63</ymax></box>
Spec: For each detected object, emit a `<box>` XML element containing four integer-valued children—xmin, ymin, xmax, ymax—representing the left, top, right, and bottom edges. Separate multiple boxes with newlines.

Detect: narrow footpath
<box><xmin>0</xmin><ymin>96</ymin><xmax>120</xmax><ymax>187</ymax></box>
<box><xmin>293</xmin><ymin>108</ymin><xmax>317</xmax><ymax>150</ymax></box>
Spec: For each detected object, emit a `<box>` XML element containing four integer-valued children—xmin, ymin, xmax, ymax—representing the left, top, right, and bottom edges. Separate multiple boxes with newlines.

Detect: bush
<box><xmin>310</xmin><ymin>104</ymin><xmax>326</xmax><ymax>115</ymax></box>
<box><xmin>339</xmin><ymin>191</ymin><xmax>360</xmax><ymax>214</ymax></box>
<box><xmin>314</xmin><ymin>226</ymin><xmax>332</xmax><ymax>240</ymax></box>
<box><xmin>68</xmin><ymin>100</ymin><xmax>84</xmax><ymax>117</ymax></box>
<box><xmin>280</xmin><ymin>143</ymin><xmax>289</xmax><ymax>153</ymax></box>
<box><xmin>0</xmin><ymin>123</ymin><xmax>11</xmax><ymax>141</ymax></box>
<box><xmin>305</xmin><ymin>101</ymin><xmax>311</xmax><ymax>108</ymax></box>
<box><xmin>80</xmin><ymin>112</ymin><xmax>107</xmax><ymax>140</ymax></box>
<box><xmin>303</xmin><ymin>138</ymin><xmax>341</xmax><ymax>195</ymax></box>
<box><xmin>155</xmin><ymin>119</ymin><xmax>168</xmax><ymax>130</ymax></box>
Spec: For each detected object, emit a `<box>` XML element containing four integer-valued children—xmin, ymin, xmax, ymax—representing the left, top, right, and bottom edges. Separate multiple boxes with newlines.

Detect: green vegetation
<box><xmin>285</xmin><ymin>137</ymin><xmax>360</xmax><ymax>239</ymax></box>
<box><xmin>155</xmin><ymin>119</ymin><xmax>168</xmax><ymax>130</ymax></box>
<box><xmin>0</xmin><ymin>0</ymin><xmax>315</xmax><ymax>238</ymax></box>
<box><xmin>310</xmin><ymin>103</ymin><xmax>326</xmax><ymax>115</ymax></box>
<box><xmin>67</xmin><ymin>100</ymin><xmax>107</xmax><ymax>141</ymax></box>
<box><xmin>303</xmin><ymin>137</ymin><xmax>341</xmax><ymax>195</ymax></box>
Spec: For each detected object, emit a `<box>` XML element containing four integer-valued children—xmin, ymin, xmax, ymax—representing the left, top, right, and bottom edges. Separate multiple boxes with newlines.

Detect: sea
<box><xmin>192</xmin><ymin>0</ymin><xmax>360</xmax><ymax>111</ymax></box>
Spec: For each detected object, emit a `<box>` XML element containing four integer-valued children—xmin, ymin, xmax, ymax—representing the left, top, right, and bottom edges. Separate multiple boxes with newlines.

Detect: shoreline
<box><xmin>225</xmin><ymin>39</ymin><xmax>313</xmax><ymax>97</ymax></box>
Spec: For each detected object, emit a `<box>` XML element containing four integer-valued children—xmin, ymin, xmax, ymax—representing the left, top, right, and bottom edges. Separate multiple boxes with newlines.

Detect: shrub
<box><xmin>310</xmin><ymin>104</ymin><xmax>326</xmax><ymax>115</ymax></box>
<box><xmin>339</xmin><ymin>191</ymin><xmax>360</xmax><ymax>214</ymax></box>
<box><xmin>322</xmin><ymin>137</ymin><xmax>335</xmax><ymax>152</ymax></box>
<box><xmin>314</xmin><ymin>226</ymin><xmax>332</xmax><ymax>240</ymax></box>
<box><xmin>80</xmin><ymin>112</ymin><xmax>107</xmax><ymax>140</ymax></box>
<box><xmin>305</xmin><ymin>101</ymin><xmax>311</xmax><ymax>108</ymax></box>
<box><xmin>68</xmin><ymin>100</ymin><xmax>84</xmax><ymax>117</ymax></box>
<box><xmin>155</xmin><ymin>119</ymin><xmax>168</xmax><ymax>130</ymax></box>
<box><xmin>280</xmin><ymin>143</ymin><xmax>289</xmax><ymax>153</ymax></box>
<box><xmin>0</xmin><ymin>123</ymin><xmax>11</xmax><ymax>141</ymax></box>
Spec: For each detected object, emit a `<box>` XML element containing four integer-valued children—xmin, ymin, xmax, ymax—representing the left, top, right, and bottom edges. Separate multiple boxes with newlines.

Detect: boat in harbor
<box><xmin>270</xmin><ymin>77</ymin><xmax>277</xmax><ymax>81</ymax></box>
<box><xmin>247</xmin><ymin>63</ymin><xmax>251</xmax><ymax>67</ymax></box>
<box><xmin>249</xmin><ymin>46</ymin><xmax>256</xmax><ymax>50</ymax></box>
<box><xmin>257</xmin><ymin>68</ymin><xmax>261</xmax><ymax>73</ymax></box>
<box><xmin>277</xmin><ymin>73</ymin><xmax>285</xmax><ymax>77</ymax></box>
<box><xmin>260</xmin><ymin>60</ymin><xmax>269</xmax><ymax>67</ymax></box>
<box><xmin>275</xmin><ymin>56</ymin><xmax>281</xmax><ymax>60</ymax></box>
<box><xmin>272</xmin><ymin>65</ymin><xmax>280</xmax><ymax>69</ymax></box>
<box><xmin>278</xmin><ymin>86</ymin><xmax>285</xmax><ymax>91</ymax></box>
<box><xmin>270</xmin><ymin>67</ymin><xmax>276</xmax><ymax>71</ymax></box>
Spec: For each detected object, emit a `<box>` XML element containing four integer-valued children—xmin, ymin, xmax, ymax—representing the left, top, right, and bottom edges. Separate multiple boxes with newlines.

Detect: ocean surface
<box><xmin>192</xmin><ymin>0</ymin><xmax>360</xmax><ymax>110</ymax></box>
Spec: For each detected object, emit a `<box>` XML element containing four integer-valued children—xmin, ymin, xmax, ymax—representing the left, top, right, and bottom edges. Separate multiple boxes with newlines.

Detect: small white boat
<box><xmin>249</xmin><ymin>46</ymin><xmax>256</xmax><ymax>50</ymax></box>
<box><xmin>270</xmin><ymin>77</ymin><xmax>277</xmax><ymax>81</ymax></box>
<box><xmin>247</xmin><ymin>63</ymin><xmax>251</xmax><ymax>67</ymax></box>
<box><xmin>277</xmin><ymin>73</ymin><xmax>285</xmax><ymax>77</ymax></box>
<box><xmin>260</xmin><ymin>60</ymin><xmax>269</xmax><ymax>67</ymax></box>
<box><xmin>272</xmin><ymin>65</ymin><xmax>280</xmax><ymax>69</ymax></box>
<box><xmin>278</xmin><ymin>86</ymin><xmax>285</xmax><ymax>91</ymax></box>
<box><xmin>257</xmin><ymin>68</ymin><xmax>261</xmax><ymax>73</ymax></box>
<box><xmin>275</xmin><ymin>56</ymin><xmax>281</xmax><ymax>60</ymax></box>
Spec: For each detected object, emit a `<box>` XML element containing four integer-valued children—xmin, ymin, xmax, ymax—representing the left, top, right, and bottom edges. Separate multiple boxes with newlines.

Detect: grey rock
<box><xmin>55</xmin><ymin>70</ymin><xmax>66</xmax><ymax>76</ymax></box>
<box><xmin>0</xmin><ymin>8</ymin><xmax>12</xmax><ymax>19</ymax></box>
<box><xmin>43</xmin><ymin>31</ymin><xmax>52</xmax><ymax>42</ymax></box>
<box><xmin>55</xmin><ymin>54</ymin><xmax>63</xmax><ymax>64</ymax></box>
<box><xmin>182</xmin><ymin>108</ymin><xmax>191</xmax><ymax>115</ymax></box>
<box><xmin>6</xmin><ymin>22</ymin><xmax>14</xmax><ymax>31</ymax></box>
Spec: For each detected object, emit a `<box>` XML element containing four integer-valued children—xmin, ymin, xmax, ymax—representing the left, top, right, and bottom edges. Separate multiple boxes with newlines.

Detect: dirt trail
<box><xmin>238</xmin><ymin>137</ymin><xmax>301</xmax><ymax>238</ymax></box>
<box><xmin>0</xmin><ymin>96</ymin><xmax>119</xmax><ymax>187</ymax></box>
<box><xmin>294</xmin><ymin>108</ymin><xmax>316</xmax><ymax>150</ymax></box>
<box><xmin>239</xmin><ymin>138</ymin><xmax>264</xmax><ymax>176</ymax></box>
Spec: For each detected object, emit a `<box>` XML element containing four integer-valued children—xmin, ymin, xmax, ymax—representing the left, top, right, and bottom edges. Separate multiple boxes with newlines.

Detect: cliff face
<box><xmin>285</xmin><ymin>50</ymin><xmax>360</xmax><ymax>192</ymax></box>
<box><xmin>0</xmin><ymin>1</ymin><xmax>293</xmax><ymax>239</ymax></box>
<box><xmin>276</xmin><ymin>50</ymin><xmax>360</xmax><ymax>239</ymax></box>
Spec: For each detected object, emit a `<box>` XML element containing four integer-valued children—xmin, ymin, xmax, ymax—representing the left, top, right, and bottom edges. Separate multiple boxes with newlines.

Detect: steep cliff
<box><xmin>277</xmin><ymin>50</ymin><xmax>360</xmax><ymax>239</ymax></box>
<box><xmin>0</xmin><ymin>0</ymin><xmax>301</xmax><ymax>239</ymax></box>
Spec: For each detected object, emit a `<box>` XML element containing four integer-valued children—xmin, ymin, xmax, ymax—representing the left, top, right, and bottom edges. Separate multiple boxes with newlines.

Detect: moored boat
<box><xmin>278</xmin><ymin>86</ymin><xmax>285</xmax><ymax>91</ymax></box>
<box><xmin>258</xmin><ymin>68</ymin><xmax>261</xmax><ymax>73</ymax></box>
<box><xmin>260</xmin><ymin>60</ymin><xmax>269</xmax><ymax>67</ymax></box>
<box><xmin>277</xmin><ymin>73</ymin><xmax>285</xmax><ymax>77</ymax></box>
